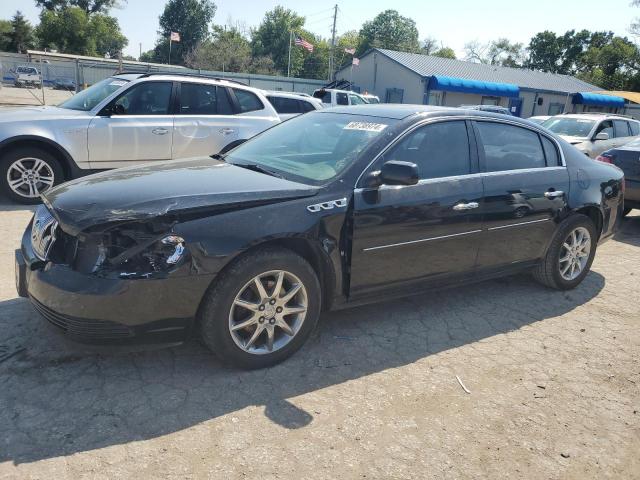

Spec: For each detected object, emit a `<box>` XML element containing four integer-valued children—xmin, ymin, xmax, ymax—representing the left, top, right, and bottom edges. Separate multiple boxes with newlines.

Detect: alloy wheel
<box><xmin>228</xmin><ymin>270</ymin><xmax>308</xmax><ymax>355</ymax></box>
<box><xmin>7</xmin><ymin>157</ymin><xmax>55</xmax><ymax>199</ymax></box>
<box><xmin>559</xmin><ymin>226</ymin><xmax>591</xmax><ymax>281</ymax></box>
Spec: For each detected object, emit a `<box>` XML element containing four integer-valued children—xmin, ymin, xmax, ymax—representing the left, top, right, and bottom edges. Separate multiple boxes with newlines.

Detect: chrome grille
<box><xmin>31</xmin><ymin>204</ymin><xmax>58</xmax><ymax>261</ymax></box>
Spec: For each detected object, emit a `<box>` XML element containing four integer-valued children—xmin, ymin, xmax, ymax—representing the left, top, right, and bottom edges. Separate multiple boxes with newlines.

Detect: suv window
<box><xmin>300</xmin><ymin>100</ymin><xmax>316</xmax><ymax>112</ymax></box>
<box><xmin>179</xmin><ymin>83</ymin><xmax>234</xmax><ymax>115</ymax></box>
<box><xmin>336</xmin><ymin>92</ymin><xmax>348</xmax><ymax>106</ymax></box>
<box><xmin>613</xmin><ymin>119</ymin><xmax>631</xmax><ymax>137</ymax></box>
<box><xmin>595</xmin><ymin>120</ymin><xmax>614</xmax><ymax>138</ymax></box>
<box><xmin>233</xmin><ymin>88</ymin><xmax>264</xmax><ymax>113</ymax></box>
<box><xmin>475</xmin><ymin>122</ymin><xmax>546</xmax><ymax>172</ymax></box>
<box><xmin>630</xmin><ymin>121</ymin><xmax>640</xmax><ymax>136</ymax></box>
<box><xmin>113</xmin><ymin>81</ymin><xmax>172</xmax><ymax>115</ymax></box>
<box><xmin>541</xmin><ymin>136</ymin><xmax>560</xmax><ymax>166</ymax></box>
<box><xmin>386</xmin><ymin>121</ymin><xmax>471</xmax><ymax>179</ymax></box>
<box><xmin>267</xmin><ymin>96</ymin><xmax>300</xmax><ymax>114</ymax></box>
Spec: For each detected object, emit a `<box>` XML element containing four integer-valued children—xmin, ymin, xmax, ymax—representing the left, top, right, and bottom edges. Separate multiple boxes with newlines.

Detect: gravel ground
<box><xmin>0</xmin><ymin>200</ymin><xmax>638</xmax><ymax>479</ymax></box>
<box><xmin>0</xmin><ymin>85</ymin><xmax>73</xmax><ymax>106</ymax></box>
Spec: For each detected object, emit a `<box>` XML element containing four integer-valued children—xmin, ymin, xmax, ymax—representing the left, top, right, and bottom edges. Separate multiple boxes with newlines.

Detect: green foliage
<box><xmin>464</xmin><ymin>38</ymin><xmax>524</xmax><ymax>66</ymax></box>
<box><xmin>37</xmin><ymin>6</ymin><xmax>127</xmax><ymax>56</ymax></box>
<box><xmin>155</xmin><ymin>0</ymin><xmax>216</xmax><ymax>64</ymax></box>
<box><xmin>433</xmin><ymin>47</ymin><xmax>456</xmax><ymax>59</ymax></box>
<box><xmin>334</xmin><ymin>30</ymin><xmax>362</xmax><ymax>70</ymax></box>
<box><xmin>35</xmin><ymin>0</ymin><xmax>124</xmax><ymax>15</ymax></box>
<box><xmin>358</xmin><ymin>10</ymin><xmax>420</xmax><ymax>55</ymax></box>
<box><xmin>185</xmin><ymin>25</ymin><xmax>252</xmax><ymax>72</ymax></box>
<box><xmin>0</xmin><ymin>19</ymin><xmax>13</xmax><ymax>52</ymax></box>
<box><xmin>251</xmin><ymin>6</ymin><xmax>306</xmax><ymax>76</ymax></box>
<box><xmin>7</xmin><ymin>11</ymin><xmax>36</xmax><ymax>53</ymax></box>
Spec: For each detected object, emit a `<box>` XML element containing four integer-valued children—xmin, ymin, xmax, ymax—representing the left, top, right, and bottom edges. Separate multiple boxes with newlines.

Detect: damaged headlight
<box><xmin>76</xmin><ymin>224</ymin><xmax>189</xmax><ymax>278</ymax></box>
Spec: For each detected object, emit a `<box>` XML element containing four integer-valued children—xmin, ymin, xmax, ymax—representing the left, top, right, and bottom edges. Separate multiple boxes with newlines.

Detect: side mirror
<box><xmin>594</xmin><ymin>132</ymin><xmax>609</xmax><ymax>141</ymax></box>
<box><xmin>112</xmin><ymin>103</ymin><xmax>126</xmax><ymax>116</ymax></box>
<box><xmin>379</xmin><ymin>160</ymin><xmax>419</xmax><ymax>186</ymax></box>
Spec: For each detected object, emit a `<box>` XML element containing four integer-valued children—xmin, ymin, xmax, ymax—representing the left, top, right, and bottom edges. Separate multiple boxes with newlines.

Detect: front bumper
<box><xmin>16</xmin><ymin>228</ymin><xmax>215</xmax><ymax>345</ymax></box>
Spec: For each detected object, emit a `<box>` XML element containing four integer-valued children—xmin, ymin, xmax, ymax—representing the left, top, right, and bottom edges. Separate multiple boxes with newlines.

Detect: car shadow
<box><xmin>613</xmin><ymin>213</ymin><xmax>640</xmax><ymax>247</ymax></box>
<box><xmin>0</xmin><ymin>271</ymin><xmax>605</xmax><ymax>465</ymax></box>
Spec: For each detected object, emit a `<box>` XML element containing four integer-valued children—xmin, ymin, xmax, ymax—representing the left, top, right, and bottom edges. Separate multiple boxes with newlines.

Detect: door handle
<box><xmin>152</xmin><ymin>128</ymin><xmax>169</xmax><ymax>135</ymax></box>
<box><xmin>453</xmin><ymin>202</ymin><xmax>479</xmax><ymax>211</ymax></box>
<box><xmin>220</xmin><ymin>128</ymin><xmax>235</xmax><ymax>135</ymax></box>
<box><xmin>544</xmin><ymin>190</ymin><xmax>564</xmax><ymax>198</ymax></box>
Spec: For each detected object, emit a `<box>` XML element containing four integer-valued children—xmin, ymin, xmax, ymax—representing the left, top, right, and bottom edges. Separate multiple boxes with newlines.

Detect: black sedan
<box><xmin>16</xmin><ymin>105</ymin><xmax>625</xmax><ymax>368</ymax></box>
<box><xmin>597</xmin><ymin>139</ymin><xmax>640</xmax><ymax>215</ymax></box>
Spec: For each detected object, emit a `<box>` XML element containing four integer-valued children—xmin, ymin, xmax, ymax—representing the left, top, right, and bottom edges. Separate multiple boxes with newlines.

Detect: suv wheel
<box><xmin>533</xmin><ymin>214</ymin><xmax>597</xmax><ymax>290</ymax></box>
<box><xmin>199</xmin><ymin>248</ymin><xmax>321</xmax><ymax>369</ymax></box>
<box><xmin>0</xmin><ymin>147</ymin><xmax>63</xmax><ymax>204</ymax></box>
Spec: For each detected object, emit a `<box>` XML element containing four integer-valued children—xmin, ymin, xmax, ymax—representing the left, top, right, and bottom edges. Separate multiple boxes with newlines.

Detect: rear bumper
<box><xmin>16</xmin><ymin>235</ymin><xmax>215</xmax><ymax>345</ymax></box>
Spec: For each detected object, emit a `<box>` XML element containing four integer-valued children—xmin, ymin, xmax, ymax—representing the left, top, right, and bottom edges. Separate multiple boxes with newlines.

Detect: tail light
<box><xmin>595</xmin><ymin>154</ymin><xmax>613</xmax><ymax>164</ymax></box>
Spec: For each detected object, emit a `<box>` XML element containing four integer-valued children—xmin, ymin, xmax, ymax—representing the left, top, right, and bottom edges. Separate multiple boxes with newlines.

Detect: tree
<box><xmin>464</xmin><ymin>38</ymin><xmax>524</xmax><ymax>66</ymax></box>
<box><xmin>578</xmin><ymin>35</ymin><xmax>639</xmax><ymax>90</ymax></box>
<box><xmin>0</xmin><ymin>20</ymin><xmax>12</xmax><ymax>51</ymax></box>
<box><xmin>433</xmin><ymin>47</ymin><xmax>456</xmax><ymax>59</ymax></box>
<box><xmin>632</xmin><ymin>0</ymin><xmax>640</xmax><ymax>36</ymax></box>
<box><xmin>251</xmin><ymin>6</ymin><xmax>306</xmax><ymax>76</ymax></box>
<box><xmin>185</xmin><ymin>24</ymin><xmax>252</xmax><ymax>72</ymax></box>
<box><xmin>358</xmin><ymin>10</ymin><xmax>420</xmax><ymax>55</ymax></box>
<box><xmin>334</xmin><ymin>30</ymin><xmax>361</xmax><ymax>71</ymax></box>
<box><xmin>421</xmin><ymin>37</ymin><xmax>438</xmax><ymax>55</ymax></box>
<box><xmin>37</xmin><ymin>7</ymin><xmax>127</xmax><ymax>56</ymax></box>
<box><xmin>299</xmin><ymin>32</ymin><xmax>329</xmax><ymax>79</ymax></box>
<box><xmin>8</xmin><ymin>11</ymin><xmax>35</xmax><ymax>53</ymax></box>
<box><xmin>153</xmin><ymin>0</ymin><xmax>216</xmax><ymax>65</ymax></box>
<box><xmin>35</xmin><ymin>0</ymin><xmax>124</xmax><ymax>15</ymax></box>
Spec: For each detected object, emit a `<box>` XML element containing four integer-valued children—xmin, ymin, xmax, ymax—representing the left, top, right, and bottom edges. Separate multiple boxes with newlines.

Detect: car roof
<box><xmin>557</xmin><ymin>113</ymin><xmax>635</xmax><ymax>121</ymax></box>
<box><xmin>265</xmin><ymin>91</ymin><xmax>319</xmax><ymax>101</ymax></box>
<box><xmin>319</xmin><ymin>104</ymin><xmax>529</xmax><ymax>121</ymax></box>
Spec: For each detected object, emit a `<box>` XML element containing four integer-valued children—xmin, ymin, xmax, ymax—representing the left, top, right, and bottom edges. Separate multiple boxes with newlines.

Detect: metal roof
<box><xmin>364</xmin><ymin>49</ymin><xmax>600</xmax><ymax>94</ymax></box>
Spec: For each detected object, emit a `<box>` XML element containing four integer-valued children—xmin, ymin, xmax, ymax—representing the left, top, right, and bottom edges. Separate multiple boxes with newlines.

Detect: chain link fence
<box><xmin>0</xmin><ymin>51</ymin><xmax>326</xmax><ymax>106</ymax></box>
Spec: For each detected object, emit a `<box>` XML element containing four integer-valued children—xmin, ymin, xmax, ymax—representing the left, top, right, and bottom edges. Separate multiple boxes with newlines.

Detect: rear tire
<box><xmin>0</xmin><ymin>147</ymin><xmax>63</xmax><ymax>204</ymax></box>
<box><xmin>533</xmin><ymin>214</ymin><xmax>597</xmax><ymax>290</ymax></box>
<box><xmin>198</xmin><ymin>247</ymin><xmax>321</xmax><ymax>369</ymax></box>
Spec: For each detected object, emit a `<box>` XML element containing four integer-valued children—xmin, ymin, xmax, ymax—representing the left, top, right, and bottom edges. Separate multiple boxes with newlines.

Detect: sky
<box><xmin>0</xmin><ymin>0</ymin><xmax>638</xmax><ymax>59</ymax></box>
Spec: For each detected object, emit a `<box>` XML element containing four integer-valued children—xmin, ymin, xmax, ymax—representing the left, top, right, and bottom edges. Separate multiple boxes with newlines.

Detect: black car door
<box><xmin>349</xmin><ymin>119</ymin><xmax>484</xmax><ymax>297</ymax></box>
<box><xmin>472</xmin><ymin>120</ymin><xmax>570</xmax><ymax>270</ymax></box>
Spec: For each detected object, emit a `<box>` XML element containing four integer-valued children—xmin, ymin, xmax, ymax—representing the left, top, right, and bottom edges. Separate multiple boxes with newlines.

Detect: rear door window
<box><xmin>300</xmin><ymin>100</ymin><xmax>316</xmax><ymax>112</ymax></box>
<box><xmin>541</xmin><ymin>136</ymin><xmax>561</xmax><ymax>166</ymax></box>
<box><xmin>630</xmin><ymin>121</ymin><xmax>640</xmax><ymax>136</ymax></box>
<box><xmin>233</xmin><ymin>88</ymin><xmax>264</xmax><ymax>113</ymax></box>
<box><xmin>475</xmin><ymin>122</ymin><xmax>546</xmax><ymax>171</ymax></box>
<box><xmin>267</xmin><ymin>96</ymin><xmax>300</xmax><ymax>114</ymax></box>
<box><xmin>386</xmin><ymin>120</ymin><xmax>472</xmax><ymax>179</ymax></box>
<box><xmin>613</xmin><ymin>120</ymin><xmax>631</xmax><ymax>137</ymax></box>
<box><xmin>179</xmin><ymin>83</ymin><xmax>234</xmax><ymax>115</ymax></box>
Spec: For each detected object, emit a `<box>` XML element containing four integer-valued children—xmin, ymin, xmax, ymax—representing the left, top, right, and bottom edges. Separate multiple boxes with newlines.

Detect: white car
<box><xmin>14</xmin><ymin>66</ymin><xmax>42</xmax><ymax>88</ymax></box>
<box><xmin>0</xmin><ymin>73</ymin><xmax>280</xmax><ymax>203</ymax></box>
<box><xmin>264</xmin><ymin>91</ymin><xmax>323</xmax><ymax>121</ymax></box>
<box><xmin>528</xmin><ymin>115</ymin><xmax>551</xmax><ymax>125</ymax></box>
<box><xmin>362</xmin><ymin>93</ymin><xmax>380</xmax><ymax>104</ymax></box>
<box><xmin>543</xmin><ymin>114</ymin><xmax>640</xmax><ymax>158</ymax></box>
<box><xmin>312</xmin><ymin>88</ymin><xmax>369</xmax><ymax>107</ymax></box>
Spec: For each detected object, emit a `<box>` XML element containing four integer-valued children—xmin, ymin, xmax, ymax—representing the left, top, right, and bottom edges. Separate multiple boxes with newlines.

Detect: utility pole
<box><xmin>329</xmin><ymin>4</ymin><xmax>338</xmax><ymax>82</ymax></box>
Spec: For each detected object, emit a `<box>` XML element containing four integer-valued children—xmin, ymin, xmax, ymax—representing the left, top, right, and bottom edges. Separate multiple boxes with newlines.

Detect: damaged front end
<box><xmin>48</xmin><ymin>216</ymin><xmax>189</xmax><ymax>280</ymax></box>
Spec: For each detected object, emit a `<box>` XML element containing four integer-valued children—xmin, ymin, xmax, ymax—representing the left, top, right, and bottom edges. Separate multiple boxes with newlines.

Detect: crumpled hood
<box><xmin>0</xmin><ymin>105</ymin><xmax>89</xmax><ymax>122</ymax></box>
<box><xmin>557</xmin><ymin>135</ymin><xmax>587</xmax><ymax>146</ymax></box>
<box><xmin>44</xmin><ymin>157</ymin><xmax>319</xmax><ymax>235</ymax></box>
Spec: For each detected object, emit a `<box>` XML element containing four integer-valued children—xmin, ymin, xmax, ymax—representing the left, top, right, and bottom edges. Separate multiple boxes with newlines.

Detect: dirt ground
<box><xmin>0</xmin><ymin>200</ymin><xmax>638</xmax><ymax>480</ymax></box>
<box><xmin>0</xmin><ymin>84</ymin><xmax>74</xmax><ymax>106</ymax></box>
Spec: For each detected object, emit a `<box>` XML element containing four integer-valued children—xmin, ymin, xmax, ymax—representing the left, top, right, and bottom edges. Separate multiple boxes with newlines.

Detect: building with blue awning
<box><xmin>336</xmin><ymin>48</ymin><xmax>634</xmax><ymax>119</ymax></box>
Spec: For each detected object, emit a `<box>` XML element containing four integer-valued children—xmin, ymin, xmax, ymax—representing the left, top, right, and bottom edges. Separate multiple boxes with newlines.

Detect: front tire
<box><xmin>199</xmin><ymin>248</ymin><xmax>321</xmax><ymax>369</ymax></box>
<box><xmin>0</xmin><ymin>147</ymin><xmax>63</xmax><ymax>204</ymax></box>
<box><xmin>533</xmin><ymin>214</ymin><xmax>597</xmax><ymax>290</ymax></box>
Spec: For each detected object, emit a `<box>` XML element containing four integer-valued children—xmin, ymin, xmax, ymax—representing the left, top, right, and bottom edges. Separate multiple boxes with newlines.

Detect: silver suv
<box><xmin>543</xmin><ymin>114</ymin><xmax>640</xmax><ymax>159</ymax></box>
<box><xmin>0</xmin><ymin>73</ymin><xmax>280</xmax><ymax>203</ymax></box>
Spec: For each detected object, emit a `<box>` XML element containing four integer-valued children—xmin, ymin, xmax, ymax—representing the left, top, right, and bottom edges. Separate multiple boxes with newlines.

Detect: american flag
<box><xmin>170</xmin><ymin>31</ymin><xmax>180</xmax><ymax>42</ymax></box>
<box><xmin>294</xmin><ymin>35</ymin><xmax>314</xmax><ymax>52</ymax></box>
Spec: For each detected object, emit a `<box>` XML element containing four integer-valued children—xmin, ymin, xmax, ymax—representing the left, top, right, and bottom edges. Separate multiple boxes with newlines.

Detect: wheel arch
<box><xmin>0</xmin><ymin>135</ymin><xmax>76</xmax><ymax>181</ymax></box>
<box><xmin>573</xmin><ymin>205</ymin><xmax>604</xmax><ymax>238</ymax></box>
<box><xmin>201</xmin><ymin>236</ymin><xmax>337</xmax><ymax>314</ymax></box>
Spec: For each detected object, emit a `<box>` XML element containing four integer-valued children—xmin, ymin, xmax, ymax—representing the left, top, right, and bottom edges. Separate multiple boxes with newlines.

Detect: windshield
<box><xmin>543</xmin><ymin>118</ymin><xmax>595</xmax><ymax>137</ymax></box>
<box><xmin>59</xmin><ymin>77</ymin><xmax>130</xmax><ymax>111</ymax></box>
<box><xmin>225</xmin><ymin>112</ymin><xmax>397</xmax><ymax>185</ymax></box>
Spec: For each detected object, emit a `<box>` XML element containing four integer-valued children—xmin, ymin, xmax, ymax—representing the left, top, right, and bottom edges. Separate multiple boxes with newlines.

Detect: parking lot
<box><xmin>0</xmin><ymin>85</ymin><xmax>73</xmax><ymax>106</ymax></box>
<box><xmin>0</xmin><ymin>200</ymin><xmax>637</xmax><ymax>479</ymax></box>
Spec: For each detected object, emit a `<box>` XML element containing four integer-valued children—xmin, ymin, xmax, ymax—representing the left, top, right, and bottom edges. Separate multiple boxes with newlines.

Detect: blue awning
<box><xmin>572</xmin><ymin>92</ymin><xmax>625</xmax><ymax>107</ymax></box>
<box><xmin>428</xmin><ymin>75</ymin><xmax>520</xmax><ymax>98</ymax></box>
